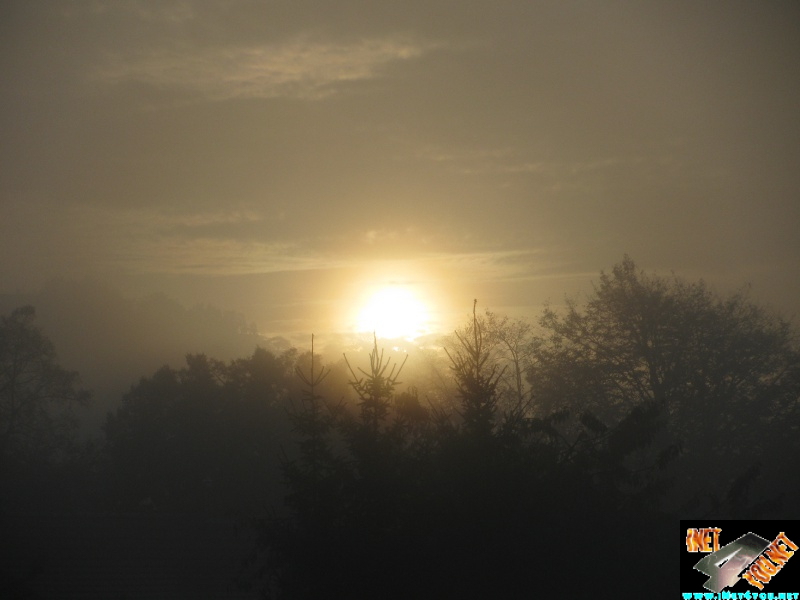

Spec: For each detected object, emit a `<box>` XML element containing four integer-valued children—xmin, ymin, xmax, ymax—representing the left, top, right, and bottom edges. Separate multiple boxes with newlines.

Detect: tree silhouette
<box><xmin>445</xmin><ymin>300</ymin><xmax>505</xmax><ymax>438</ymax></box>
<box><xmin>483</xmin><ymin>309</ymin><xmax>534</xmax><ymax>417</ymax></box>
<box><xmin>255</xmin><ymin>292</ymin><xmax>708</xmax><ymax>597</ymax></box>
<box><xmin>528</xmin><ymin>256</ymin><xmax>800</xmax><ymax>515</ymax></box>
<box><xmin>0</xmin><ymin>306</ymin><xmax>89</xmax><ymax>470</ymax></box>
<box><xmin>135</xmin><ymin>258</ymin><xmax>793</xmax><ymax>598</ymax></box>
<box><xmin>344</xmin><ymin>333</ymin><xmax>407</xmax><ymax>433</ymax></box>
<box><xmin>288</xmin><ymin>335</ymin><xmax>334</xmax><ymax>506</ymax></box>
<box><xmin>105</xmin><ymin>347</ymin><xmax>295</xmax><ymax>514</ymax></box>
<box><xmin>257</xmin><ymin>336</ymin><xmax>351</xmax><ymax>599</ymax></box>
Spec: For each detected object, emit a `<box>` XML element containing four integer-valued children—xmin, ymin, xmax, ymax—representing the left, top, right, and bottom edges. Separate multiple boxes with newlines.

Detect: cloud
<box><xmin>96</xmin><ymin>35</ymin><xmax>435</xmax><ymax>100</ymax></box>
<box><xmin>421</xmin><ymin>249</ymin><xmax>558</xmax><ymax>282</ymax></box>
<box><xmin>3</xmin><ymin>197</ymin><xmax>576</xmax><ymax>288</ymax></box>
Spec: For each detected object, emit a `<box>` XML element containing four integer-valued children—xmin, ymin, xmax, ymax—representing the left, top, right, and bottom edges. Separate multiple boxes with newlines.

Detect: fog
<box><xmin>3</xmin><ymin>1</ymin><xmax>800</xmax><ymax>597</ymax></box>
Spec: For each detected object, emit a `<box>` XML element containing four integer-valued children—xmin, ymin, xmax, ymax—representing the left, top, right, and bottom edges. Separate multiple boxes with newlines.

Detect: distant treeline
<box><xmin>2</xmin><ymin>257</ymin><xmax>799</xmax><ymax>598</ymax></box>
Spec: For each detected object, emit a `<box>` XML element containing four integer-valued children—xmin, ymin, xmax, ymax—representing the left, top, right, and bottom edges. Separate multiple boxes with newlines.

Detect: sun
<box><xmin>356</xmin><ymin>285</ymin><xmax>431</xmax><ymax>340</ymax></box>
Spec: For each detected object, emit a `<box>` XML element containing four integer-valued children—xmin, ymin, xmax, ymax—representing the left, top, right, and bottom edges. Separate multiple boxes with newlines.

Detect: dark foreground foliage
<box><xmin>254</xmin><ymin>260</ymin><xmax>799</xmax><ymax>598</ymax></box>
<box><xmin>2</xmin><ymin>258</ymin><xmax>798</xmax><ymax>598</ymax></box>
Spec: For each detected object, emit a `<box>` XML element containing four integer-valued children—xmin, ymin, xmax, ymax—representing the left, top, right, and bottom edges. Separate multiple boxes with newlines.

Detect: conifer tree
<box><xmin>445</xmin><ymin>300</ymin><xmax>506</xmax><ymax>438</ymax></box>
<box><xmin>282</xmin><ymin>335</ymin><xmax>340</xmax><ymax>526</ymax></box>
<box><xmin>344</xmin><ymin>333</ymin><xmax>406</xmax><ymax>434</ymax></box>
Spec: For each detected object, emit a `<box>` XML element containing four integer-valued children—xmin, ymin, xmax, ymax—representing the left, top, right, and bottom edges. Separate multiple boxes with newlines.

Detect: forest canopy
<box><xmin>2</xmin><ymin>257</ymin><xmax>799</xmax><ymax>598</ymax></box>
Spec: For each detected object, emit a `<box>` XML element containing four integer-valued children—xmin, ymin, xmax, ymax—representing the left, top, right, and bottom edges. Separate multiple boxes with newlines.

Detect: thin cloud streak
<box><xmin>96</xmin><ymin>36</ymin><xmax>437</xmax><ymax>100</ymax></box>
<box><xmin>67</xmin><ymin>204</ymin><xmax>563</xmax><ymax>281</ymax></box>
<box><xmin>108</xmin><ymin>238</ymin><xmax>557</xmax><ymax>281</ymax></box>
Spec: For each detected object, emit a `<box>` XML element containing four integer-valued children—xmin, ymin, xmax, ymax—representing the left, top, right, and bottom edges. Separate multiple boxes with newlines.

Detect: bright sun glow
<box><xmin>356</xmin><ymin>286</ymin><xmax>431</xmax><ymax>340</ymax></box>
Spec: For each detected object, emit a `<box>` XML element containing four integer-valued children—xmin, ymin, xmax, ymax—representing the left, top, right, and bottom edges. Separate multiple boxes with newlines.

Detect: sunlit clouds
<box><xmin>2</xmin><ymin>0</ymin><xmax>799</xmax><ymax>338</ymax></box>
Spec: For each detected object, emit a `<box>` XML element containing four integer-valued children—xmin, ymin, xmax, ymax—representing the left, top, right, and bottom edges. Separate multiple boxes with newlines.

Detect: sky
<box><xmin>2</xmin><ymin>0</ymin><xmax>799</xmax><ymax>341</ymax></box>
